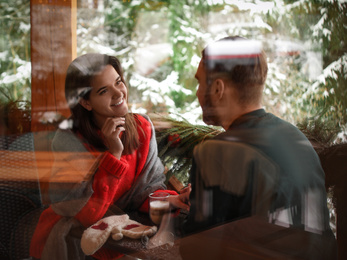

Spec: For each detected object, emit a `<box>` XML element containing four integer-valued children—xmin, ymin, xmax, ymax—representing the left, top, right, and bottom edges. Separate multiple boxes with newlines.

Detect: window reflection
<box><xmin>0</xmin><ymin>1</ymin><xmax>345</xmax><ymax>259</ymax></box>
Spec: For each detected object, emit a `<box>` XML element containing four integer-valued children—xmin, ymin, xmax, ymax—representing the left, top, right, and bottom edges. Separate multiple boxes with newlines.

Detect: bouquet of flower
<box><xmin>150</xmin><ymin>113</ymin><xmax>223</xmax><ymax>185</ymax></box>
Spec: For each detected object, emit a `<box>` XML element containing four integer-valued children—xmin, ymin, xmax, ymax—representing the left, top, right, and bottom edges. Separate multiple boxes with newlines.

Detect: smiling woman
<box><xmin>29</xmin><ymin>53</ymin><xmax>191</xmax><ymax>260</ymax></box>
<box><xmin>64</xmin><ymin>54</ymin><xmax>139</xmax><ymax>156</ymax></box>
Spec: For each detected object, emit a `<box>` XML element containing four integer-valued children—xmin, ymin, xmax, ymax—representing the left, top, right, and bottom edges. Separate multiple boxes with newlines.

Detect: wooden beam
<box><xmin>30</xmin><ymin>0</ymin><xmax>77</xmax><ymax>132</ymax></box>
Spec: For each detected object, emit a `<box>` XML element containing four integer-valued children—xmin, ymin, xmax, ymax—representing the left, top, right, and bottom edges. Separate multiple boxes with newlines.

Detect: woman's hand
<box><xmin>168</xmin><ymin>184</ymin><xmax>192</xmax><ymax>211</ymax></box>
<box><xmin>101</xmin><ymin>117</ymin><xmax>125</xmax><ymax>159</ymax></box>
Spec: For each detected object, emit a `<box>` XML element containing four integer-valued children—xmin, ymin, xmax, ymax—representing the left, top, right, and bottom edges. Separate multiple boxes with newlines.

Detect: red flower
<box><xmin>168</xmin><ymin>133</ymin><xmax>181</xmax><ymax>147</ymax></box>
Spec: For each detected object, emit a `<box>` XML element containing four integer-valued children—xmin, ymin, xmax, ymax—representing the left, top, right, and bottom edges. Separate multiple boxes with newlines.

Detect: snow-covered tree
<box><xmin>0</xmin><ymin>0</ymin><xmax>31</xmax><ymax>104</ymax></box>
<box><xmin>1</xmin><ymin>0</ymin><xmax>346</xmax><ymax>137</ymax></box>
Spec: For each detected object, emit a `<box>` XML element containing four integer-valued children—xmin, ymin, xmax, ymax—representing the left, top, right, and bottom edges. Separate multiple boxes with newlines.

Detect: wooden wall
<box><xmin>30</xmin><ymin>0</ymin><xmax>77</xmax><ymax>133</ymax></box>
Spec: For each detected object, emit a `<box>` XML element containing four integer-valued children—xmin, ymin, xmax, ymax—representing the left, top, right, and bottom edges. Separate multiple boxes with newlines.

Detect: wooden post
<box><xmin>30</xmin><ymin>0</ymin><xmax>77</xmax><ymax>133</ymax></box>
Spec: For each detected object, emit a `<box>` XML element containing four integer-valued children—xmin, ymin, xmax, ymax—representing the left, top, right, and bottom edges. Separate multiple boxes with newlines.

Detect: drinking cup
<box><xmin>149</xmin><ymin>192</ymin><xmax>170</xmax><ymax>226</ymax></box>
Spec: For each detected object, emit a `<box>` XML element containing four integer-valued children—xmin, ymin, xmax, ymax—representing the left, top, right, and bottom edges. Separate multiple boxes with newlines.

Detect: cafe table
<box><xmin>115</xmin><ymin>216</ymin><xmax>336</xmax><ymax>260</ymax></box>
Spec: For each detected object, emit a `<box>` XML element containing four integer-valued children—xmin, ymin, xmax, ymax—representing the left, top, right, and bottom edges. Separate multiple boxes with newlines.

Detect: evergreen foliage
<box><xmin>0</xmin><ymin>0</ymin><xmax>346</xmax><ymax>141</ymax></box>
<box><xmin>151</xmin><ymin>113</ymin><xmax>222</xmax><ymax>184</ymax></box>
<box><xmin>0</xmin><ymin>0</ymin><xmax>30</xmax><ymax>104</ymax></box>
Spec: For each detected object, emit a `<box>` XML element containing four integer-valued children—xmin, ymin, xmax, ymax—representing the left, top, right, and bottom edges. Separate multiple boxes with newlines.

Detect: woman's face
<box><xmin>80</xmin><ymin>64</ymin><xmax>128</xmax><ymax>127</ymax></box>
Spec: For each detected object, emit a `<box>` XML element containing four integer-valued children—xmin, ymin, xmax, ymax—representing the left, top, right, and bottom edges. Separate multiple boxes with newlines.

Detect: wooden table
<box><xmin>119</xmin><ymin>216</ymin><xmax>337</xmax><ymax>260</ymax></box>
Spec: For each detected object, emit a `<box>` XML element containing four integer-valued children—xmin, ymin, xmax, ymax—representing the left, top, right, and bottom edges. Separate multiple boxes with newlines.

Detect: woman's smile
<box><xmin>112</xmin><ymin>97</ymin><xmax>124</xmax><ymax>107</ymax></box>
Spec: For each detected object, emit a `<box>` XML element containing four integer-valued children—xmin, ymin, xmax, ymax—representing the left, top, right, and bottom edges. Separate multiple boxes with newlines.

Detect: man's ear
<box><xmin>79</xmin><ymin>98</ymin><xmax>92</xmax><ymax>111</ymax></box>
<box><xmin>212</xmin><ymin>79</ymin><xmax>225</xmax><ymax>100</ymax></box>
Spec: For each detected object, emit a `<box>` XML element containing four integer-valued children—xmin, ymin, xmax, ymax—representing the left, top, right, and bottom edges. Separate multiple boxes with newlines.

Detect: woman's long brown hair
<box><xmin>64</xmin><ymin>53</ymin><xmax>140</xmax><ymax>154</ymax></box>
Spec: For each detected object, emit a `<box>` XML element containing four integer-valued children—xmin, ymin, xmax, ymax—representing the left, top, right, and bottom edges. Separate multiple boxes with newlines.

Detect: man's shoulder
<box><xmin>194</xmin><ymin>138</ymin><xmax>271</xmax><ymax>161</ymax></box>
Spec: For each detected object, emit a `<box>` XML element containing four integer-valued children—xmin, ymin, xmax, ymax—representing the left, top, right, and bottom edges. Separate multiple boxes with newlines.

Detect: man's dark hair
<box><xmin>202</xmin><ymin>36</ymin><xmax>268</xmax><ymax>105</ymax></box>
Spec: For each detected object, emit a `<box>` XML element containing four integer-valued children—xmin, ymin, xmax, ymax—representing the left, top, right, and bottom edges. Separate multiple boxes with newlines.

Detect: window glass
<box><xmin>0</xmin><ymin>0</ymin><xmax>345</xmax><ymax>259</ymax></box>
